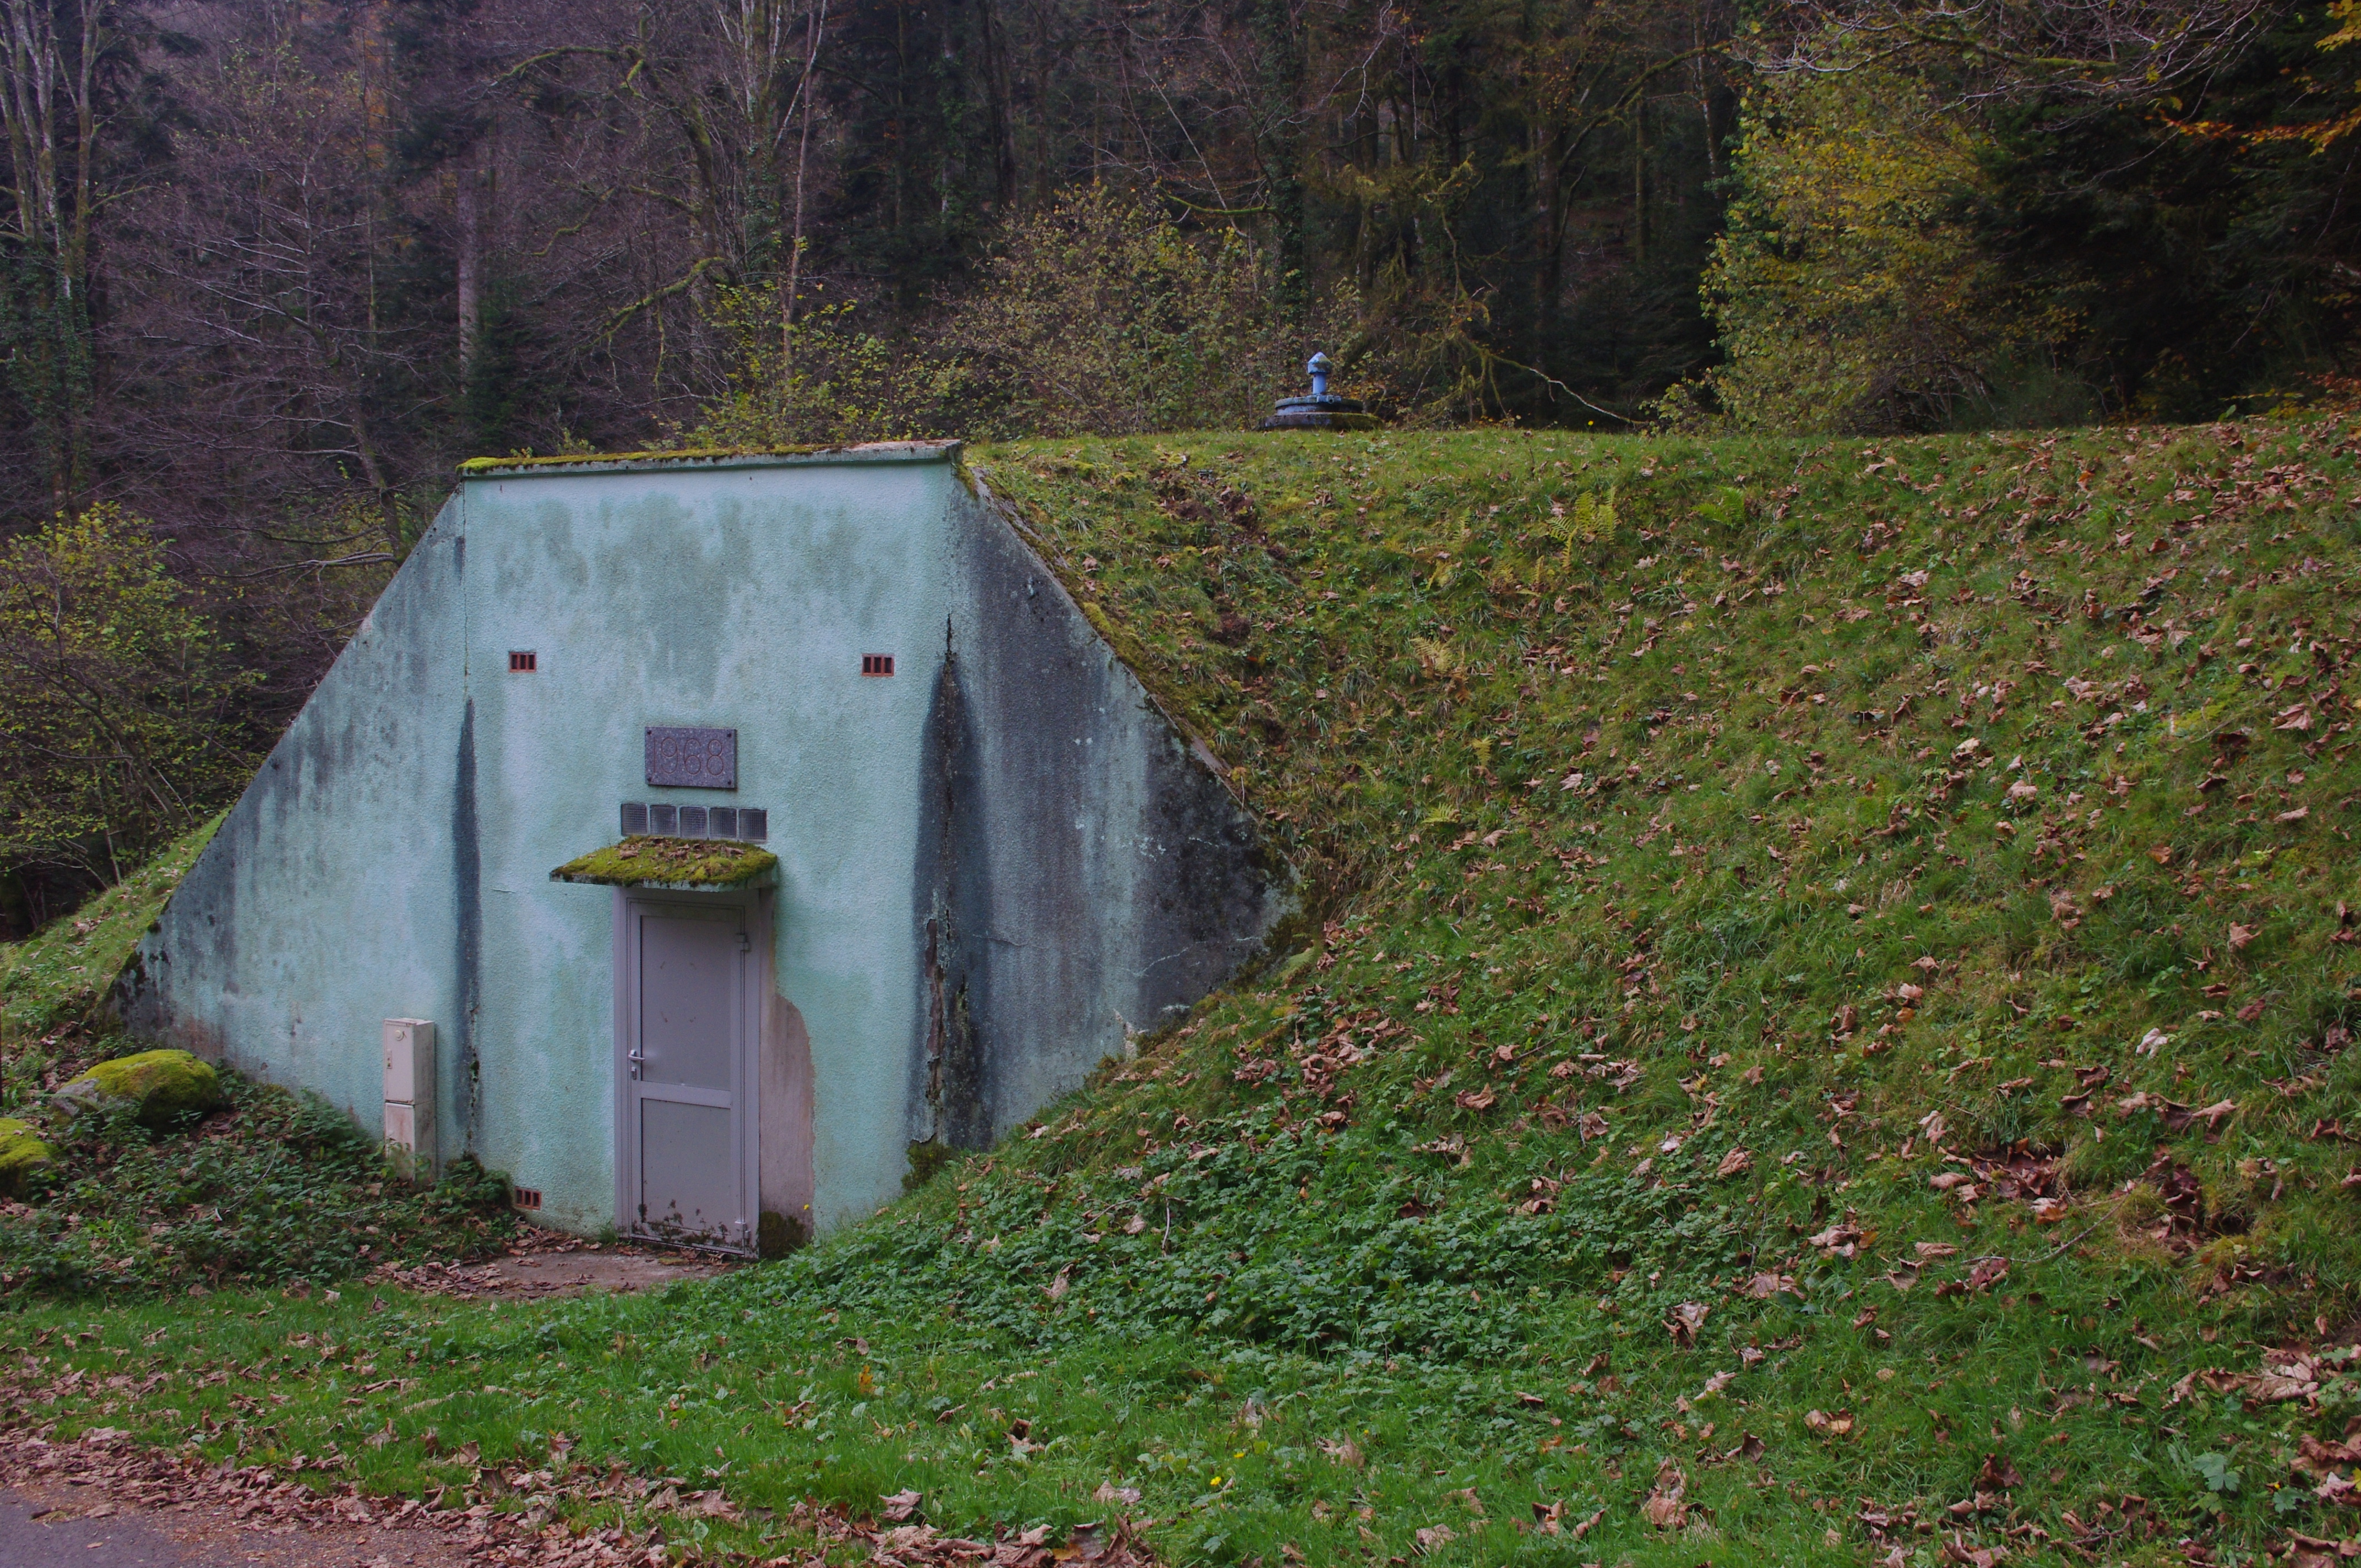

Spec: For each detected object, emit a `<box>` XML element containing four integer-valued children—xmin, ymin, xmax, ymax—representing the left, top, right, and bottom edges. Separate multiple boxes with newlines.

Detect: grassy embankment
<box><xmin>7</xmin><ymin>421</ymin><xmax>2361</xmax><ymax>1567</ymax></box>
<box><xmin>0</xmin><ymin>818</ymin><xmax>220</xmax><ymax>1075</ymax></box>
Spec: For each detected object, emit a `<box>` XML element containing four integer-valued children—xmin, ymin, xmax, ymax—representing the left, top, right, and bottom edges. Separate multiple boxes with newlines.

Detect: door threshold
<box><xmin>628</xmin><ymin>1234</ymin><xmax>755</xmax><ymax>1260</ymax></box>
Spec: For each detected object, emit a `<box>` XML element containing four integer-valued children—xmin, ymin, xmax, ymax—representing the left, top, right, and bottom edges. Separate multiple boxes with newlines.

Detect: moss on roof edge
<box><xmin>460</xmin><ymin>440</ymin><xmax>960</xmax><ymax>476</ymax></box>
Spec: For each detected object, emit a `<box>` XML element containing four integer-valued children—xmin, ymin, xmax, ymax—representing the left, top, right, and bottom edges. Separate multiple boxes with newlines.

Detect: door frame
<box><xmin>612</xmin><ymin>886</ymin><xmax>766</xmax><ymax>1253</ymax></box>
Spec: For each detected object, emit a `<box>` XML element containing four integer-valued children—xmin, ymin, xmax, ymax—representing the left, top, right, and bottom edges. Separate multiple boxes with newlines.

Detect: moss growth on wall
<box><xmin>756</xmin><ymin>1209</ymin><xmax>808</xmax><ymax>1259</ymax></box>
<box><xmin>902</xmin><ymin>1138</ymin><xmax>956</xmax><ymax>1193</ymax></box>
<box><xmin>550</xmin><ymin>836</ymin><xmax>779</xmax><ymax>889</ymax></box>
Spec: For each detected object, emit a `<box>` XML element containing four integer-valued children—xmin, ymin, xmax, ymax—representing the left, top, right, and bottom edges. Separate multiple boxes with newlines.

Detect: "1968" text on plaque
<box><xmin>644</xmin><ymin>727</ymin><xmax>737</xmax><ymax>790</ymax></box>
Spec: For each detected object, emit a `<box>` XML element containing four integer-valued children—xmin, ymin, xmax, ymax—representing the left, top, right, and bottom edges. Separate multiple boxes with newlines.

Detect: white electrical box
<box><xmin>384</xmin><ymin>1017</ymin><xmax>433</xmax><ymax>1105</ymax></box>
<box><xmin>382</xmin><ymin>1018</ymin><xmax>436</xmax><ymax>1182</ymax></box>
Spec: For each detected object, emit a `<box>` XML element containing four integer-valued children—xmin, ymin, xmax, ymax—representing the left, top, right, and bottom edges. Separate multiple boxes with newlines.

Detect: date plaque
<box><xmin>645</xmin><ymin>727</ymin><xmax>737</xmax><ymax>790</ymax></box>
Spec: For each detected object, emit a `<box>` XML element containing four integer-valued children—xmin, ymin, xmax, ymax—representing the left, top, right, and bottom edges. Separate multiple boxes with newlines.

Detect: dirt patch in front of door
<box><xmin>363</xmin><ymin>1225</ymin><xmax>732</xmax><ymax>1300</ymax></box>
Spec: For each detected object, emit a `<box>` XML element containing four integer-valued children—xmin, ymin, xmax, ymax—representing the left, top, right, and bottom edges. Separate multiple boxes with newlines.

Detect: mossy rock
<box><xmin>53</xmin><ymin>1048</ymin><xmax>224</xmax><ymax>1129</ymax></box>
<box><xmin>0</xmin><ymin>1117</ymin><xmax>57</xmax><ymax>1195</ymax></box>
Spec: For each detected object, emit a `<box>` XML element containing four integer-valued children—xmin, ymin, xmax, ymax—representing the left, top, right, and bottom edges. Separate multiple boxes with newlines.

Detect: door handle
<box><xmin>627</xmin><ymin>1048</ymin><xmax>646</xmax><ymax>1080</ymax></box>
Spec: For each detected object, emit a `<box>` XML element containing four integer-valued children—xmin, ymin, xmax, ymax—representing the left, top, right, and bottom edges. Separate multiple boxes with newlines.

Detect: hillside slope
<box><xmin>7</xmin><ymin>419</ymin><xmax>2361</xmax><ymax>1568</ymax></box>
<box><xmin>1</xmin><ymin>817</ymin><xmax>217</xmax><ymax>1099</ymax></box>
<box><xmin>804</xmin><ymin>420</ymin><xmax>2361</xmax><ymax>1558</ymax></box>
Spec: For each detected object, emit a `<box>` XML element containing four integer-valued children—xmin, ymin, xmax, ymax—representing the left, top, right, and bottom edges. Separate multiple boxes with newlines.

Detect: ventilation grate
<box><xmin>512</xmin><ymin>1186</ymin><xmax>543</xmax><ymax>1211</ymax></box>
<box><xmin>861</xmin><ymin>654</ymin><xmax>895</xmax><ymax>677</ymax></box>
<box><xmin>509</xmin><ymin>651</ymin><xmax>538</xmax><ymax>672</ymax></box>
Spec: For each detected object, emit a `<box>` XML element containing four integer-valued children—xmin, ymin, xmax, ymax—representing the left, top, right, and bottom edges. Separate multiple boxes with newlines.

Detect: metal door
<box><xmin>618</xmin><ymin>896</ymin><xmax>755</xmax><ymax>1249</ymax></box>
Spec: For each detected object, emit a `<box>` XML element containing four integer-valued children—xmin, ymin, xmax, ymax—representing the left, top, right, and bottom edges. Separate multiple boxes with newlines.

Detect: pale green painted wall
<box><xmin>461</xmin><ymin>449</ymin><xmax>953</xmax><ymax>1232</ymax></box>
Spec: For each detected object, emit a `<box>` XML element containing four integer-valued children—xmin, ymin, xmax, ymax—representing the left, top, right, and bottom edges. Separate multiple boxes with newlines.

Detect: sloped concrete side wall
<box><xmin>115</xmin><ymin>505</ymin><xmax>472</xmax><ymax>1144</ymax></box>
<box><xmin>910</xmin><ymin>480</ymin><xmax>1292</xmax><ymax>1148</ymax></box>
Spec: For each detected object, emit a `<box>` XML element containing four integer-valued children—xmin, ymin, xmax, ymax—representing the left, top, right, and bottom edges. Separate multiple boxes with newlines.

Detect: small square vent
<box><xmin>861</xmin><ymin>654</ymin><xmax>895</xmax><ymax>677</ymax></box>
<box><xmin>509</xmin><ymin>650</ymin><xmax>537</xmax><ymax>672</ymax></box>
<box><xmin>512</xmin><ymin>1186</ymin><xmax>542</xmax><ymax>1211</ymax></box>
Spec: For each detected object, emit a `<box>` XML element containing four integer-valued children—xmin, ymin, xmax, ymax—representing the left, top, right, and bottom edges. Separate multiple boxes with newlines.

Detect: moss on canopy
<box><xmin>551</xmin><ymin>836</ymin><xmax>779</xmax><ymax>889</ymax></box>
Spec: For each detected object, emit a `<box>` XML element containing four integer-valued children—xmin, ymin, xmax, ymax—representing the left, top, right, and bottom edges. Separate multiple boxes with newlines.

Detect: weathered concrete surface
<box><xmin>115</xmin><ymin>514</ymin><xmax>469</xmax><ymax>1133</ymax></box>
<box><xmin>912</xmin><ymin>480</ymin><xmax>1288</xmax><ymax>1149</ymax></box>
<box><xmin>115</xmin><ymin>444</ymin><xmax>1288</xmax><ymax>1239</ymax></box>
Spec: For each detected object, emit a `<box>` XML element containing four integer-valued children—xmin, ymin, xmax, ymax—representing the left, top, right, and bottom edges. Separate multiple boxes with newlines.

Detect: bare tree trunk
<box><xmin>781</xmin><ymin>0</ymin><xmax>828</xmax><ymax>368</ymax></box>
<box><xmin>457</xmin><ymin>144</ymin><xmax>482</xmax><ymax>384</ymax></box>
<box><xmin>1692</xmin><ymin>13</ymin><xmax>1719</xmax><ymax>180</ymax></box>
<box><xmin>0</xmin><ymin>0</ymin><xmax>107</xmax><ymax>504</ymax></box>
<box><xmin>1630</xmin><ymin>97</ymin><xmax>1645</xmax><ymax>271</ymax></box>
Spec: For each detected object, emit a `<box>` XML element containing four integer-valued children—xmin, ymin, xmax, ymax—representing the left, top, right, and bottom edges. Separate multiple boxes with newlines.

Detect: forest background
<box><xmin>0</xmin><ymin>0</ymin><xmax>2352</xmax><ymax>932</ymax></box>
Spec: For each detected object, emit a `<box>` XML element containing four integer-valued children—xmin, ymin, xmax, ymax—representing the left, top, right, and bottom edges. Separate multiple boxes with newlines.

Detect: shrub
<box><xmin>939</xmin><ymin>187</ymin><xmax>1348</xmax><ymax>437</ymax></box>
<box><xmin>1674</xmin><ymin>61</ymin><xmax>2058</xmax><ymax>432</ymax></box>
<box><xmin>0</xmin><ymin>505</ymin><xmax>259</xmax><ymax>884</ymax></box>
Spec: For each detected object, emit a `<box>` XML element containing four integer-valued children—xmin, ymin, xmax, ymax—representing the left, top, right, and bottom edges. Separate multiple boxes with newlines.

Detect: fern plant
<box><xmin>1535</xmin><ymin>485</ymin><xmax>1618</xmax><ymax>586</ymax></box>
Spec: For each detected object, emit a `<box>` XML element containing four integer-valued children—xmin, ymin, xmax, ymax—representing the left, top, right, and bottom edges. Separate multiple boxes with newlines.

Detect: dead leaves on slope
<box><xmin>1639</xmin><ymin>1459</ymin><xmax>1690</xmax><ymax>1530</ymax></box>
<box><xmin>2169</xmin><ymin>1347</ymin><xmax>2342</xmax><ymax>1407</ymax></box>
<box><xmin>1664</xmin><ymin>1300</ymin><xmax>1710</xmax><ymax>1346</ymax></box>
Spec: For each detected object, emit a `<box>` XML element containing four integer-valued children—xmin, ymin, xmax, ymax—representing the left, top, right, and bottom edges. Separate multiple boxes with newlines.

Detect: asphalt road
<box><xmin>0</xmin><ymin>1484</ymin><xmax>466</xmax><ymax>1566</ymax></box>
<box><xmin>1</xmin><ymin>1485</ymin><xmax>204</xmax><ymax>1565</ymax></box>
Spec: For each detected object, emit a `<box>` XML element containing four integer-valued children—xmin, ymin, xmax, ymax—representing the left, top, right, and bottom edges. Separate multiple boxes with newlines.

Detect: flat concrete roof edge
<box><xmin>459</xmin><ymin>440</ymin><xmax>962</xmax><ymax>479</ymax></box>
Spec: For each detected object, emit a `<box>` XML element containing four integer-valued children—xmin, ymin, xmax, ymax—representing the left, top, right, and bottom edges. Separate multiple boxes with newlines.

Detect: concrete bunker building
<box><xmin>113</xmin><ymin>443</ymin><xmax>1290</xmax><ymax>1250</ymax></box>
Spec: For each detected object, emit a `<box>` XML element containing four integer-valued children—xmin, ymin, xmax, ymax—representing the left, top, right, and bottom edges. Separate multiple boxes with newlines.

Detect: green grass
<box><xmin>0</xmin><ymin>814</ymin><xmax>219</xmax><ymax>1054</ymax></box>
<box><xmin>11</xmin><ymin>418</ymin><xmax>2361</xmax><ymax>1566</ymax></box>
